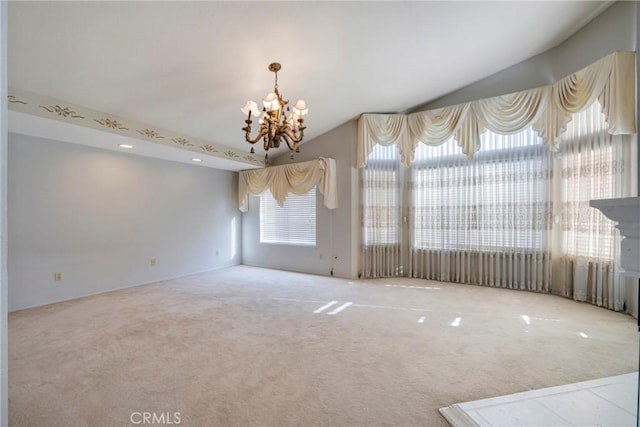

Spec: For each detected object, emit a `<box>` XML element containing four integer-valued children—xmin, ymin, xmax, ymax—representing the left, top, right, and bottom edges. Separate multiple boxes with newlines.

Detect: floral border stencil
<box><xmin>40</xmin><ymin>104</ymin><xmax>85</xmax><ymax>119</ymax></box>
<box><xmin>136</xmin><ymin>128</ymin><xmax>164</xmax><ymax>139</ymax></box>
<box><xmin>8</xmin><ymin>95</ymin><xmax>27</xmax><ymax>105</ymax></box>
<box><xmin>95</xmin><ymin>118</ymin><xmax>128</xmax><ymax>130</ymax></box>
<box><xmin>7</xmin><ymin>88</ymin><xmax>262</xmax><ymax>168</ymax></box>
<box><xmin>200</xmin><ymin>145</ymin><xmax>219</xmax><ymax>153</ymax></box>
<box><xmin>171</xmin><ymin>137</ymin><xmax>194</xmax><ymax>147</ymax></box>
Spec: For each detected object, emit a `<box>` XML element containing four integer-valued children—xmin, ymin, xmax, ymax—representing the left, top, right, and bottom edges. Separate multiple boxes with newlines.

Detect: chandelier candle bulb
<box><xmin>241</xmin><ymin>62</ymin><xmax>308</xmax><ymax>159</ymax></box>
<box><xmin>241</xmin><ymin>101</ymin><xmax>260</xmax><ymax>117</ymax></box>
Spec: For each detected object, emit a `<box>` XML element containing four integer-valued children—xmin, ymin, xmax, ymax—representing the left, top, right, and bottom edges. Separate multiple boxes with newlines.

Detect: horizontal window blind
<box><xmin>411</xmin><ymin>128</ymin><xmax>550</xmax><ymax>252</ymax></box>
<box><xmin>260</xmin><ymin>188</ymin><xmax>316</xmax><ymax>246</ymax></box>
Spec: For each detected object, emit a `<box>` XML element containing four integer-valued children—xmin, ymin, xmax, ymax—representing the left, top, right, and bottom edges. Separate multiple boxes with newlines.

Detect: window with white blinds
<box><xmin>260</xmin><ymin>188</ymin><xmax>316</xmax><ymax>246</ymax></box>
<box><xmin>411</xmin><ymin>128</ymin><xmax>551</xmax><ymax>252</ymax></box>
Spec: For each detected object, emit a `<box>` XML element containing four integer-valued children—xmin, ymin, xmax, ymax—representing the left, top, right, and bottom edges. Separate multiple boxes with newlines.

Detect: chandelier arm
<box><xmin>280</xmin><ymin>133</ymin><xmax>295</xmax><ymax>151</ymax></box>
<box><xmin>245</xmin><ymin>126</ymin><xmax>268</xmax><ymax>144</ymax></box>
<box><xmin>283</xmin><ymin>124</ymin><xmax>306</xmax><ymax>144</ymax></box>
<box><xmin>282</xmin><ymin>130</ymin><xmax>300</xmax><ymax>145</ymax></box>
<box><xmin>263</xmin><ymin>125</ymin><xmax>272</xmax><ymax>151</ymax></box>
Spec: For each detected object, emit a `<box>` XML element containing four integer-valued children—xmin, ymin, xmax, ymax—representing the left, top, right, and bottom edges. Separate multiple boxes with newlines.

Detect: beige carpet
<box><xmin>9</xmin><ymin>265</ymin><xmax>639</xmax><ymax>426</ymax></box>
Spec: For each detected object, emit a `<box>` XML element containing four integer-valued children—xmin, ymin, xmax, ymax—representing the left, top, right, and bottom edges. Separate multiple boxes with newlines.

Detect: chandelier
<box><xmin>241</xmin><ymin>62</ymin><xmax>308</xmax><ymax>160</ymax></box>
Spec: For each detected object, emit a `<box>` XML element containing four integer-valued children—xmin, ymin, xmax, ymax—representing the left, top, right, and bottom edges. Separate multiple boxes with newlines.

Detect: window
<box><xmin>260</xmin><ymin>188</ymin><xmax>316</xmax><ymax>246</ymax></box>
<box><xmin>362</xmin><ymin>144</ymin><xmax>401</xmax><ymax>246</ymax></box>
<box><xmin>411</xmin><ymin>128</ymin><xmax>550</xmax><ymax>252</ymax></box>
<box><xmin>560</xmin><ymin>102</ymin><xmax>624</xmax><ymax>261</ymax></box>
<box><xmin>359</xmin><ymin>97</ymin><xmax>635</xmax><ymax>306</ymax></box>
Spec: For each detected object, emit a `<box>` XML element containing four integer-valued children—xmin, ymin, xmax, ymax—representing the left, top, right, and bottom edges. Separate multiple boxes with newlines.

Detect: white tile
<box><xmin>473</xmin><ymin>399</ymin><xmax>569</xmax><ymax>426</ymax></box>
<box><xmin>538</xmin><ymin>389</ymin><xmax>635</xmax><ymax>426</ymax></box>
<box><xmin>591</xmin><ymin>382</ymin><xmax>638</xmax><ymax>415</ymax></box>
<box><xmin>441</xmin><ymin>373</ymin><xmax>638</xmax><ymax>427</ymax></box>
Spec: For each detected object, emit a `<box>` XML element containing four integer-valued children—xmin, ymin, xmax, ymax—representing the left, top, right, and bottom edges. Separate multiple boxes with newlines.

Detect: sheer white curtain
<box><xmin>409</xmin><ymin>128</ymin><xmax>552</xmax><ymax>291</ymax></box>
<box><xmin>361</xmin><ymin>144</ymin><xmax>403</xmax><ymax>278</ymax></box>
<box><xmin>559</xmin><ymin>101</ymin><xmax>637</xmax><ymax>310</ymax></box>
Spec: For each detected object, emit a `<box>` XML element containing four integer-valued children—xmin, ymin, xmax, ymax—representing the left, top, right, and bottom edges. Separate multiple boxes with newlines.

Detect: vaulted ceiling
<box><xmin>7</xmin><ymin>1</ymin><xmax>612</xmax><ymax>170</ymax></box>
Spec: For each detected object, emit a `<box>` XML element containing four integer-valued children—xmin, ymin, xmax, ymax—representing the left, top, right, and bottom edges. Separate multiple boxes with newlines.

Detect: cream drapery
<box><xmin>407</xmin><ymin>127</ymin><xmax>553</xmax><ymax>291</ymax></box>
<box><xmin>357</xmin><ymin>114</ymin><xmax>411</xmax><ymax>167</ymax></box>
<box><xmin>406</xmin><ymin>104</ymin><xmax>469</xmax><ymax>161</ymax></box>
<box><xmin>558</xmin><ymin>102</ymin><xmax>637</xmax><ymax>311</ymax></box>
<box><xmin>357</xmin><ymin>51</ymin><xmax>636</xmax><ymax>167</ymax></box>
<box><xmin>361</xmin><ymin>144</ymin><xmax>403</xmax><ymax>278</ymax></box>
<box><xmin>238</xmin><ymin>157</ymin><xmax>337</xmax><ymax>212</ymax></box>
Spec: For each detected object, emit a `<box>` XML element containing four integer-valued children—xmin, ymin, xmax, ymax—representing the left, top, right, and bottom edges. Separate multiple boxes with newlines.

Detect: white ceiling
<box><xmin>7</xmin><ymin>1</ymin><xmax>612</xmax><ymax>167</ymax></box>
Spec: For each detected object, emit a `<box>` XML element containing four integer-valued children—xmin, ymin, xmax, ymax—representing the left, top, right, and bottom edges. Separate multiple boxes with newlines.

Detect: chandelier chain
<box><xmin>274</xmin><ymin>70</ymin><xmax>278</xmax><ymax>93</ymax></box>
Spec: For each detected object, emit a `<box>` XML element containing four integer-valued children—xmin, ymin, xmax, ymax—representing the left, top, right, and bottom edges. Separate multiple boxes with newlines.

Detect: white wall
<box><xmin>631</xmin><ymin>0</ymin><xmax>640</xmax><ymax>320</ymax></box>
<box><xmin>0</xmin><ymin>0</ymin><xmax>8</xmax><ymax>423</ymax></box>
<box><xmin>420</xmin><ymin>1</ymin><xmax>635</xmax><ymax>110</ymax></box>
<box><xmin>242</xmin><ymin>120</ymin><xmax>359</xmax><ymax>279</ymax></box>
<box><xmin>8</xmin><ymin>133</ymin><xmax>241</xmax><ymax>311</ymax></box>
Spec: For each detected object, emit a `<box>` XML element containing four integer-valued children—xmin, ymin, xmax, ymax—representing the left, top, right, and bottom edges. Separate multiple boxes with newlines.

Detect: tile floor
<box><xmin>440</xmin><ymin>372</ymin><xmax>638</xmax><ymax>427</ymax></box>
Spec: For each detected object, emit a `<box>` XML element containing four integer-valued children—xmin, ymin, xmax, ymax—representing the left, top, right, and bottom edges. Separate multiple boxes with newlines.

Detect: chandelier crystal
<box><xmin>241</xmin><ymin>62</ymin><xmax>308</xmax><ymax>160</ymax></box>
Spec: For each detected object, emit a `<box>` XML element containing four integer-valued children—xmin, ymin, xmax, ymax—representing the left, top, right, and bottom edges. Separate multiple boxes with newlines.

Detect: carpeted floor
<box><xmin>8</xmin><ymin>265</ymin><xmax>639</xmax><ymax>426</ymax></box>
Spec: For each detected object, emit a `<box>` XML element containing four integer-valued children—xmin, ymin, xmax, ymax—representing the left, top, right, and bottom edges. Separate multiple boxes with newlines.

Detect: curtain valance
<box><xmin>357</xmin><ymin>114</ymin><xmax>410</xmax><ymax>166</ymax></box>
<box><xmin>357</xmin><ymin>51</ymin><xmax>636</xmax><ymax>167</ymax></box>
<box><xmin>238</xmin><ymin>157</ymin><xmax>337</xmax><ymax>212</ymax></box>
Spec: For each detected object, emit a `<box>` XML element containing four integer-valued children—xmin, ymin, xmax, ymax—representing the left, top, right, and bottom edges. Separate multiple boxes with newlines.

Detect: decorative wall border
<box><xmin>7</xmin><ymin>87</ymin><xmax>265</xmax><ymax>167</ymax></box>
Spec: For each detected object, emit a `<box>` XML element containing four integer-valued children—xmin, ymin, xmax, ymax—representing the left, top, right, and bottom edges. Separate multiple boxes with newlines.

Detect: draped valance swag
<box><xmin>238</xmin><ymin>157</ymin><xmax>337</xmax><ymax>212</ymax></box>
<box><xmin>357</xmin><ymin>51</ymin><xmax>636</xmax><ymax>167</ymax></box>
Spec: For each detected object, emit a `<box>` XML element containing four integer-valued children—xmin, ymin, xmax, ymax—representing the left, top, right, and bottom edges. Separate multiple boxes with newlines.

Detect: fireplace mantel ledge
<box><xmin>590</xmin><ymin>196</ymin><xmax>640</xmax><ymax>279</ymax></box>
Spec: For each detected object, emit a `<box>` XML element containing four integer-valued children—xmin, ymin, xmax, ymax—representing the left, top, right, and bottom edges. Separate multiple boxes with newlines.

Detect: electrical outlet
<box><xmin>54</xmin><ymin>272</ymin><xmax>62</xmax><ymax>281</ymax></box>
<box><xmin>319</xmin><ymin>253</ymin><xmax>323</xmax><ymax>260</ymax></box>
<box><xmin>150</xmin><ymin>258</ymin><xmax>157</xmax><ymax>266</ymax></box>
<box><xmin>215</xmin><ymin>250</ymin><xmax>219</xmax><ymax>256</ymax></box>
